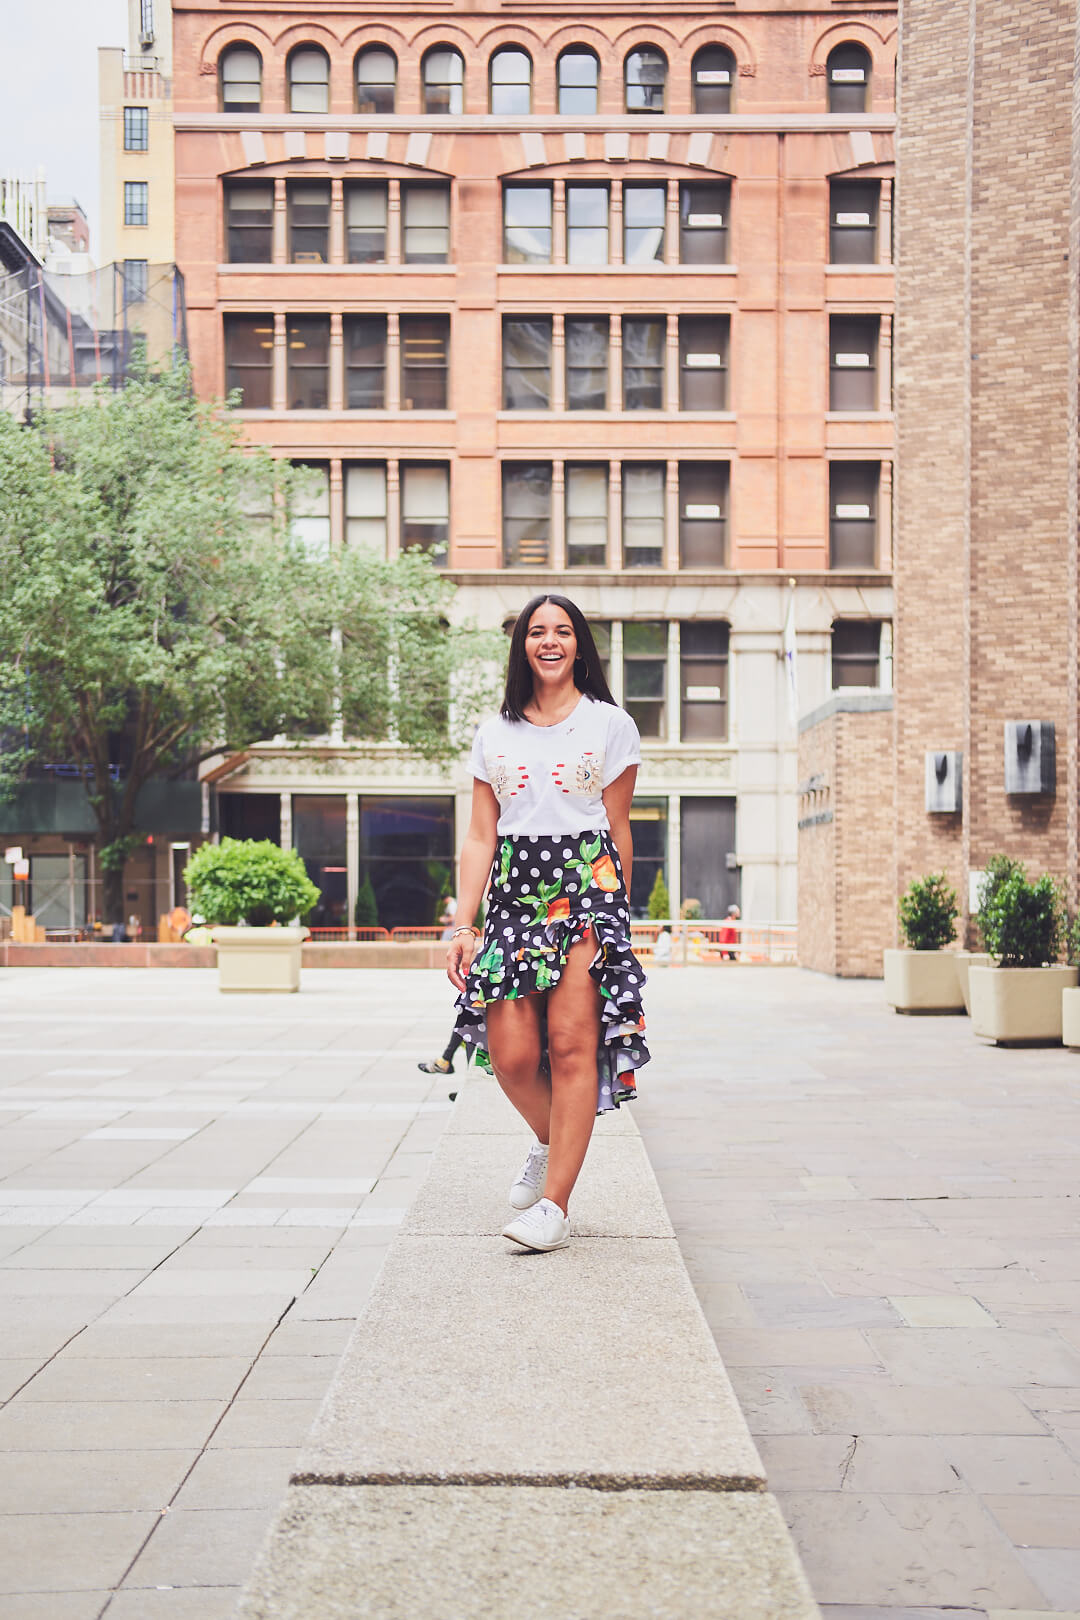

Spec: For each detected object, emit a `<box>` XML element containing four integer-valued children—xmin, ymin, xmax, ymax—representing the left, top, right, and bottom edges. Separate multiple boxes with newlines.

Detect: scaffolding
<box><xmin>0</xmin><ymin>260</ymin><xmax>187</xmax><ymax>419</ymax></box>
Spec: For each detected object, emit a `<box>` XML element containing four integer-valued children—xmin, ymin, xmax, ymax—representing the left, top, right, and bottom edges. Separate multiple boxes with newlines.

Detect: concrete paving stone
<box><xmin>95</xmin><ymin>1296</ymin><xmax>296</xmax><ymax>1329</ymax></box>
<box><xmin>0</xmin><ymin>1594</ymin><xmax>113</xmax><ymax>1619</ymax></box>
<box><xmin>173</xmin><ymin>1445</ymin><xmax>298</xmax><ymax>1510</ymax></box>
<box><xmin>0</xmin><ymin>1510</ymin><xmax>157</xmax><ymax>1594</ymax></box>
<box><xmin>0</xmin><ymin>1360</ymin><xmax>39</xmax><ymax>1400</ymax></box>
<box><xmin>758</xmin><ymin>1434</ymin><xmax>962</xmax><ymax>1494</ymax></box>
<box><xmin>0</xmin><ymin>1269</ymin><xmax>135</xmax><ymax>1297</ymax></box>
<box><xmin>159</xmin><ymin>1244</ymin><xmax>332</xmax><ymax>1272</ymax></box>
<box><xmin>800</xmin><ymin>1384</ymin><xmax>1050</xmax><ymax>1437</ymax></box>
<box><xmin>779</xmin><ymin>1491</ymin><xmax>1048</xmax><ymax>1608</ymax></box>
<box><xmin>402</xmin><ymin>1131</ymin><xmax>673</xmax><ymax>1240</ymax></box>
<box><xmin>0</xmin><ymin>1320</ymin><xmax>92</xmax><ymax>1359</ymax></box>
<box><xmin>237</xmin><ymin>1484</ymin><xmax>820</xmax><ymax>1620</ymax></box>
<box><xmin>727</xmin><ymin>1370</ymin><xmax>815</xmax><ymax>1435</ymax></box>
<box><xmin>234</xmin><ymin>1354</ymin><xmax>341</xmax><ymax>1401</ymax></box>
<box><xmin>1</xmin><ymin>1243</ymin><xmax>179</xmax><ymax>1270</ymax></box>
<box><xmin>63</xmin><ymin>1321</ymin><xmax>270</xmax><ymax>1359</ymax></box>
<box><xmin>263</xmin><ymin>1319</ymin><xmax>354</xmax><ymax>1356</ymax></box>
<box><xmin>889</xmin><ymin>1294</ymin><xmax>1000</xmax><ymax>1328</ymax></box>
<box><xmin>821</xmin><ymin>1610</ymin><xmax>988</xmax><ymax>1619</ymax></box>
<box><xmin>124</xmin><ymin>1505</ymin><xmax>276</xmax><ymax>1589</ymax></box>
<box><xmin>866</xmin><ymin>1329</ymin><xmax>1080</xmax><ymax>1388</ymax></box>
<box><xmin>715</xmin><ymin>1328</ymin><xmax>883</xmax><ymax>1369</ymax></box>
<box><xmin>22</xmin><ymin>1355</ymin><xmax>251</xmax><ymax>1404</ymax></box>
<box><xmin>207</xmin><ymin>1398</ymin><xmax>324</xmax><ymax>1450</ymax></box>
<box><xmin>299</xmin><ymin>1234</ymin><xmax>763</xmax><ymax>1488</ymax></box>
<box><xmin>743</xmin><ymin>1286</ymin><xmax>902</xmax><ymax>1331</ymax></box>
<box><xmin>127</xmin><ymin>1267</ymin><xmax>312</xmax><ymax>1297</ymax></box>
<box><xmin>985</xmin><ymin>1613</ymin><xmax>1080</xmax><ymax>1620</ymax></box>
<box><xmin>0</xmin><ymin>1447</ymin><xmax>196</xmax><ymax>1514</ymax></box>
<box><xmin>942</xmin><ymin>1435</ymin><xmax>1080</xmax><ymax>1495</ymax></box>
<box><xmin>0</xmin><ymin>1398</ymin><xmax>223</xmax><ymax>1452</ymax></box>
<box><xmin>1014</xmin><ymin>1548</ymin><xmax>1080</xmax><ymax>1608</ymax></box>
<box><xmin>984</xmin><ymin>1493</ymin><xmax>1080</xmax><ymax>1547</ymax></box>
<box><xmin>107</xmin><ymin>1585</ymin><xmax>242</xmax><ymax>1619</ymax></box>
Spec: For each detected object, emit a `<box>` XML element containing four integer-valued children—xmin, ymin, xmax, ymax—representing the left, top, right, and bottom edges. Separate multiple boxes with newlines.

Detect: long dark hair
<box><xmin>501</xmin><ymin>594</ymin><xmax>617</xmax><ymax>721</ymax></box>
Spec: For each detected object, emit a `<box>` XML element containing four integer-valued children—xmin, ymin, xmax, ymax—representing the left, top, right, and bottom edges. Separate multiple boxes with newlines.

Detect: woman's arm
<box><xmin>446</xmin><ymin>779</ymin><xmax>500</xmax><ymax>991</ymax></box>
<box><xmin>602</xmin><ymin>765</ymin><xmax>638</xmax><ymax>896</ymax></box>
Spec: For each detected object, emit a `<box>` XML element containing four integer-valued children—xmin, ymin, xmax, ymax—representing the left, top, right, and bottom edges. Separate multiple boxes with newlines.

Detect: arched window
<box><xmin>355</xmin><ymin>47</ymin><xmax>396</xmax><ymax>114</ymax></box>
<box><xmin>490</xmin><ymin>47</ymin><xmax>531</xmax><ymax>115</ymax></box>
<box><xmin>692</xmin><ymin>45</ymin><xmax>735</xmax><ymax>114</ymax></box>
<box><xmin>827</xmin><ymin>42</ymin><xmax>871</xmax><ymax>114</ymax></box>
<box><xmin>625</xmin><ymin>46</ymin><xmax>667</xmax><ymax>114</ymax></box>
<box><xmin>288</xmin><ymin>46</ymin><xmax>330</xmax><ymax>115</ymax></box>
<box><xmin>557</xmin><ymin>48</ymin><xmax>599</xmax><ymax>115</ymax></box>
<box><xmin>219</xmin><ymin>45</ymin><xmax>262</xmax><ymax>113</ymax></box>
<box><xmin>423</xmin><ymin>46</ymin><xmax>464</xmax><ymax>114</ymax></box>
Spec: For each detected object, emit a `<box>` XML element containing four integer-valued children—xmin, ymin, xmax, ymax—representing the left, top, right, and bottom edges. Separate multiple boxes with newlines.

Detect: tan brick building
<box><xmin>168</xmin><ymin>0</ymin><xmax>897</xmax><ymax>932</ymax></box>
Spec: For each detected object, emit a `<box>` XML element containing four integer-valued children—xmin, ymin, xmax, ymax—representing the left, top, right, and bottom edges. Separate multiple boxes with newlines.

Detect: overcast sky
<box><xmin>1</xmin><ymin>0</ymin><xmax>131</xmax><ymax>247</ymax></box>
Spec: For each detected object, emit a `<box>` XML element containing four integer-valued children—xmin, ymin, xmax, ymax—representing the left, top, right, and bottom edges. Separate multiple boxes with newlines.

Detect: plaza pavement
<box><xmin>0</xmin><ymin>964</ymin><xmax>1077</xmax><ymax>1617</ymax></box>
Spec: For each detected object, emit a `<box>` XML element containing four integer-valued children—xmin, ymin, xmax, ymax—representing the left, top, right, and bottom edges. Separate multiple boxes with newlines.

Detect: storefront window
<box><xmin>293</xmin><ymin>795</ymin><xmax>348</xmax><ymax>929</ymax></box>
<box><xmin>629</xmin><ymin>798</ymin><xmax>667</xmax><ymax>917</ymax></box>
<box><xmin>360</xmin><ymin>796</ymin><xmax>455</xmax><ymax>931</ymax></box>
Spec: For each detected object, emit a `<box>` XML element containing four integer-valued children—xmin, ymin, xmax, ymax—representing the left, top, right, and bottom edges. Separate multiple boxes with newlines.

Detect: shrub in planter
<box><xmin>980</xmin><ymin>870</ymin><xmax>1063</xmax><ymax>968</ymax></box>
<box><xmin>884</xmin><ymin>872</ymin><xmax>962</xmax><ymax>1012</ymax></box>
<box><xmin>647</xmin><ymin>870</ymin><xmax>671</xmax><ymax>922</ymax></box>
<box><xmin>898</xmin><ymin>872</ymin><xmax>958</xmax><ymax>951</ymax></box>
<box><xmin>975</xmin><ymin>854</ymin><xmax>1024</xmax><ymax>950</ymax></box>
<box><xmin>184</xmin><ymin>839</ymin><xmax>320</xmax><ymax>927</ymax></box>
<box><xmin>970</xmin><ymin>869</ymin><xmax>1076</xmax><ymax>1043</ymax></box>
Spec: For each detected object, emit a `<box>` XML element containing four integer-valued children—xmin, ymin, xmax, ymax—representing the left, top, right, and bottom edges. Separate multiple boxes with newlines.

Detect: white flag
<box><xmin>782</xmin><ymin>584</ymin><xmax>798</xmax><ymax>730</ymax></box>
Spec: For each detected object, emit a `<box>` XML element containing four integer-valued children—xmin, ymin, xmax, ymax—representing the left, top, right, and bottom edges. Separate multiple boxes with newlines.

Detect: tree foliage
<box><xmin>0</xmin><ymin>369</ymin><xmax>502</xmax><ymax>917</ymax></box>
<box><xmin>980</xmin><ymin>869</ymin><xmax>1064</xmax><ymax>969</ymax></box>
<box><xmin>184</xmin><ymin>838</ymin><xmax>320</xmax><ymax>927</ymax></box>
<box><xmin>647</xmin><ymin>869</ymin><xmax>671</xmax><ymax>921</ymax></box>
<box><xmin>897</xmin><ymin>872</ymin><xmax>958</xmax><ymax>952</ymax></box>
<box><xmin>975</xmin><ymin>854</ymin><xmax>1024</xmax><ymax>950</ymax></box>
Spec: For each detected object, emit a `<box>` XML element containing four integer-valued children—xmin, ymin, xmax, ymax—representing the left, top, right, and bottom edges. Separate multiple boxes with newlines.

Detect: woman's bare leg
<box><xmin>486</xmin><ymin>996</ymin><xmax>551</xmax><ymax>1143</ymax></box>
<box><xmin>544</xmin><ymin>931</ymin><xmax>602</xmax><ymax>1215</ymax></box>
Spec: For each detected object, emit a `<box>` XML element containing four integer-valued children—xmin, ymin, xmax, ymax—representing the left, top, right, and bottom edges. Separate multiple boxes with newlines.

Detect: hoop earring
<box><xmin>575</xmin><ymin>655</ymin><xmax>589</xmax><ymax>681</ymax></box>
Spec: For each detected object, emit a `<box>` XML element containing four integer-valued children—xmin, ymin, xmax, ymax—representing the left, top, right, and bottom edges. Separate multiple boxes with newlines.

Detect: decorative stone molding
<box><xmin>809</xmin><ymin>63</ymin><xmax>827</xmax><ymax>76</ymax></box>
<box><xmin>639</xmin><ymin>750</ymin><xmax>735</xmax><ymax>784</ymax></box>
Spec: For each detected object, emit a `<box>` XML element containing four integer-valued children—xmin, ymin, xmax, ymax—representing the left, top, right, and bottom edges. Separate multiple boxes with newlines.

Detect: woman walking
<box><xmin>447</xmin><ymin>594</ymin><xmax>650</xmax><ymax>1252</ymax></box>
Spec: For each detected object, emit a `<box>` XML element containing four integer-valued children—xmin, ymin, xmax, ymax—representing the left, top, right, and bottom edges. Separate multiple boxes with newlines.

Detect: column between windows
<box><xmin>551</xmin><ymin>459</ymin><xmax>566</xmax><ymax>570</ymax></box>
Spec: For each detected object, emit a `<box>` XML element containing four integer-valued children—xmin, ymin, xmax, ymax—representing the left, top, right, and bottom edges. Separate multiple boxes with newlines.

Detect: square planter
<box><xmin>1062</xmin><ymin>986</ymin><xmax>1080</xmax><ymax>1050</ymax></box>
<box><xmin>883</xmin><ymin>948</ymin><xmax>964</xmax><ymax>1014</ymax></box>
<box><xmin>969</xmin><ymin>964</ymin><xmax>1078</xmax><ymax>1045</ymax></box>
<box><xmin>954</xmin><ymin>951</ymin><xmax>991</xmax><ymax>1016</ymax></box>
<box><xmin>211</xmin><ymin>926</ymin><xmax>308</xmax><ymax>993</ymax></box>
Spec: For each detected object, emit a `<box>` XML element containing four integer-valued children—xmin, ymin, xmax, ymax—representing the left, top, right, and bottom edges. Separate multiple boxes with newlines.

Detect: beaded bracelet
<box><xmin>452</xmin><ymin>925</ymin><xmax>480</xmax><ymax>938</ymax></box>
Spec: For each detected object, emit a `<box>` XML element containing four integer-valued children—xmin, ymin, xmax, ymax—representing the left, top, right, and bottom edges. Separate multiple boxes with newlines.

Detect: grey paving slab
<box><xmin>298</xmin><ymin>1232</ymin><xmax>763</xmax><ymax>1489</ymax></box>
<box><xmin>402</xmin><ymin>1127</ymin><xmax>674</xmax><ymax>1238</ymax></box>
<box><xmin>19</xmin><ymin>1354</ymin><xmax>251</xmax><ymax>1403</ymax></box>
<box><xmin>207</xmin><ymin>1397</ymin><xmax>325</xmax><ymax>1450</ymax></box>
<box><xmin>172</xmin><ymin>1446</ymin><xmax>298</xmax><ymax>1510</ymax></box>
<box><xmin>0</xmin><ymin>1595</ymin><xmax>113</xmax><ymax>1620</ymax></box>
<box><xmin>237</xmin><ymin>1484</ymin><xmax>819</xmax><ymax>1620</ymax></box>
<box><xmin>123</xmin><ymin>1505</ymin><xmax>276</xmax><ymax>1589</ymax></box>
<box><xmin>0</xmin><ymin>1448</ymin><xmax>196</xmax><ymax>1514</ymax></box>
<box><xmin>0</xmin><ymin>1397</ymin><xmax>224</xmax><ymax>1452</ymax></box>
<box><xmin>0</xmin><ymin>1510</ymin><xmax>157</xmax><ymax>1593</ymax></box>
<box><xmin>107</xmin><ymin>1588</ymin><xmax>242</xmax><ymax>1619</ymax></box>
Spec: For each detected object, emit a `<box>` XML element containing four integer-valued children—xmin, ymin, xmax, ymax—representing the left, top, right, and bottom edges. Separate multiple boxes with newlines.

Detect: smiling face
<box><xmin>524</xmin><ymin>602</ymin><xmax>578</xmax><ymax>694</ymax></box>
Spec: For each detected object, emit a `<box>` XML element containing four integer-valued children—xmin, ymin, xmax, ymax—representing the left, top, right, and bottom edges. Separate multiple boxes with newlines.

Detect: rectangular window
<box><xmin>679</xmin><ymin>181</ymin><xmax>730</xmax><ymax>265</ymax></box>
<box><xmin>832</xmin><ymin>621</ymin><xmax>881</xmax><ymax>688</ymax></box>
<box><xmin>122</xmin><ymin>259</ymin><xmax>148</xmax><ymax>304</ymax></box>
<box><xmin>343</xmin><ymin>315</ymin><xmax>386</xmax><ymax>409</ymax></box>
<box><xmin>565</xmin><ymin>464</ymin><xmax>608</xmax><ymax>568</ymax></box>
<box><xmin>623</xmin><ymin>622</ymin><xmax>667</xmax><ymax>739</ymax></box>
<box><xmin>401</xmin><ymin>463</ymin><xmax>450</xmax><ymax>563</ymax></box>
<box><xmin>679</xmin><ymin>463</ymin><xmax>729</xmax><ymax>567</ymax></box>
<box><xmin>623</xmin><ymin>185</ymin><xmax>666</xmax><ymax>265</ymax></box>
<box><xmin>403</xmin><ymin>184</ymin><xmax>451</xmax><ymax>263</ymax></box>
<box><xmin>830</xmin><ymin>314</ymin><xmax>879</xmax><ymax>410</ymax></box>
<box><xmin>623</xmin><ymin>463</ymin><xmax>665</xmax><ymax>567</ymax></box>
<box><xmin>566</xmin><ymin>185</ymin><xmax>609</xmax><ymax>264</ymax></box>
<box><xmin>287</xmin><ymin>315</ymin><xmax>330</xmax><ymax>409</ymax></box>
<box><xmin>400</xmin><ymin>314</ymin><xmax>449</xmax><ymax>410</ymax></box>
<box><xmin>681</xmin><ymin>621</ymin><xmax>729</xmax><ymax>741</ymax></box>
<box><xmin>124</xmin><ymin>181</ymin><xmax>148</xmax><ymax>227</ymax></box>
<box><xmin>502</xmin><ymin>463</ymin><xmax>551</xmax><ymax>567</ymax></box>
<box><xmin>565</xmin><ymin>317</ymin><xmax>608</xmax><ymax>410</ymax></box>
<box><xmin>288</xmin><ymin>182</ymin><xmax>330</xmax><ymax>263</ymax></box>
<box><xmin>345</xmin><ymin>183</ymin><xmax>387</xmax><ymax>263</ymax></box>
<box><xmin>359</xmin><ymin>796</ymin><xmax>455</xmax><ymax>933</ymax></box>
<box><xmin>679</xmin><ymin>316</ymin><xmax>729</xmax><ymax>410</ymax></box>
<box><xmin>345</xmin><ymin>463</ymin><xmax>387</xmax><ymax>552</ymax></box>
<box><xmin>224</xmin><ymin>313</ymin><xmax>273</xmax><ymax>408</ymax></box>
<box><xmin>123</xmin><ymin>107</ymin><xmax>149</xmax><ymax>151</ymax></box>
<box><xmin>629</xmin><ymin>797</ymin><xmax>668</xmax><ymax>918</ymax></box>
<box><xmin>225</xmin><ymin>181</ymin><xmax>273</xmax><ymax>263</ymax></box>
<box><xmin>503</xmin><ymin>185</ymin><xmax>552</xmax><ymax>263</ymax></box>
<box><xmin>503</xmin><ymin>318</ymin><xmax>551</xmax><ymax>410</ymax></box>
<box><xmin>290</xmin><ymin>462</ymin><xmax>331</xmax><ymax>553</ymax></box>
<box><xmin>592</xmin><ymin>621</ymin><xmax>612</xmax><ymax>687</ymax></box>
<box><xmin>622</xmin><ymin>317</ymin><xmax>665</xmax><ymax>410</ymax></box>
<box><xmin>293</xmin><ymin>795</ymin><xmax>347</xmax><ymax>928</ymax></box>
<box><xmin>681</xmin><ymin>797</ymin><xmax>737</xmax><ymax>919</ymax></box>
<box><xmin>829</xmin><ymin>179</ymin><xmax>879</xmax><ymax>265</ymax></box>
<box><xmin>830</xmin><ymin>461</ymin><xmax>879</xmax><ymax>567</ymax></box>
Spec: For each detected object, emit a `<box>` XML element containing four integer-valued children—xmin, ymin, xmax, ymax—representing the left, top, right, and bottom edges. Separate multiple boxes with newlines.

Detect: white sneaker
<box><xmin>509</xmin><ymin>1140</ymin><xmax>549</xmax><ymax>1211</ymax></box>
<box><xmin>502</xmin><ymin>1197</ymin><xmax>571</xmax><ymax>1252</ymax></box>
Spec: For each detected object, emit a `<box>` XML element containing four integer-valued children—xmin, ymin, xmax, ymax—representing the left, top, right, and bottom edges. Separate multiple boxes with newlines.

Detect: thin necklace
<box><xmin>527</xmin><ymin>690</ymin><xmax>580</xmax><ymax>728</ymax></box>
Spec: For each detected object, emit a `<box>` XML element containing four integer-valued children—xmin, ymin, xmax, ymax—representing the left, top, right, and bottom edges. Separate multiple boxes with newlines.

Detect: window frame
<box><xmin>286</xmin><ymin>314</ymin><xmax>331</xmax><ymax>411</ymax></box>
<box><xmin>829</xmin><ymin>313</ymin><xmax>880</xmax><ymax>411</ymax></box>
<box><xmin>287</xmin><ymin>45</ymin><xmax>331</xmax><ymax>115</ymax></box>
<box><xmin>831</xmin><ymin>620</ymin><xmax>881</xmax><ymax>688</ymax></box>
<box><xmin>566</xmin><ymin>183</ymin><xmax>609</xmax><ymax>265</ymax></box>
<box><xmin>223</xmin><ymin>313</ymin><xmax>274</xmax><ymax>409</ymax></box>
<box><xmin>123</xmin><ymin>106</ymin><xmax>149</xmax><ymax>152</ymax></box>
<box><xmin>565</xmin><ymin>316</ymin><xmax>609</xmax><ymax>411</ymax></box>
<box><xmin>679</xmin><ymin>181</ymin><xmax>730</xmax><ymax>265</ymax></box>
<box><xmin>345</xmin><ymin>462</ymin><xmax>388</xmax><ymax>553</ymax></box>
<box><xmin>502</xmin><ymin>462</ymin><xmax>552</xmax><ymax>567</ymax></box>
<box><xmin>564</xmin><ymin>463</ymin><xmax>609</xmax><ymax>569</ymax></box>
<box><xmin>343</xmin><ymin>315</ymin><xmax>387</xmax><ymax>409</ymax></box>
<box><xmin>829</xmin><ymin>178</ymin><xmax>879</xmax><ymax>265</ymax></box>
<box><xmin>122</xmin><ymin>259</ymin><xmax>149</xmax><ymax>305</ymax></box>
<box><xmin>622</xmin><ymin>316</ymin><xmax>666</xmax><ymax>411</ymax></box>
<box><xmin>503</xmin><ymin>183</ymin><xmax>553</xmax><ymax>264</ymax></box>
<box><xmin>692</xmin><ymin>46</ymin><xmax>735</xmax><ymax>115</ymax></box>
<box><xmin>219</xmin><ymin>45</ymin><xmax>262</xmax><ymax>114</ymax></box>
<box><xmin>623</xmin><ymin>620</ymin><xmax>667</xmax><ymax>738</ymax></box>
<box><xmin>400</xmin><ymin>314</ymin><xmax>450</xmax><ymax>411</ymax></box>
<box><xmin>624</xmin><ymin>45</ymin><xmax>667</xmax><ymax>114</ymax></box>
<box><xmin>123</xmin><ymin>181</ymin><xmax>149</xmax><ymax>227</ymax></box>
<box><xmin>402</xmin><ymin>183</ymin><xmax>451</xmax><ymax>264</ymax></box>
<box><xmin>622</xmin><ymin>463</ymin><xmax>666</xmax><ymax>568</ymax></box>
<box><xmin>679</xmin><ymin>315</ymin><xmax>730</xmax><ymax>412</ymax></box>
<box><xmin>829</xmin><ymin>461</ymin><xmax>880</xmax><ymax>568</ymax></box>
<box><xmin>345</xmin><ymin>182</ymin><xmax>388</xmax><ymax>264</ymax></box>
<box><xmin>224</xmin><ymin>180</ymin><xmax>274</xmax><ymax>264</ymax></box>
<box><xmin>423</xmin><ymin>45</ymin><xmax>465</xmax><ymax>114</ymax></box>
<box><xmin>827</xmin><ymin>43</ymin><xmax>872</xmax><ymax>114</ymax></box>
<box><xmin>287</xmin><ymin>179</ymin><xmax>331</xmax><ymax>264</ymax></box>
<box><xmin>401</xmin><ymin>462</ymin><xmax>451</xmax><ymax>563</ymax></box>
<box><xmin>623</xmin><ymin>184</ymin><xmax>666</xmax><ymax>265</ymax></box>
<box><xmin>679</xmin><ymin>462</ymin><xmax>729</xmax><ymax>568</ymax></box>
<box><xmin>355</xmin><ymin>46</ymin><xmax>396</xmax><ymax>115</ymax></box>
<box><xmin>502</xmin><ymin>317</ymin><xmax>553</xmax><ymax>410</ymax></box>
<box><xmin>489</xmin><ymin>46</ymin><xmax>532</xmax><ymax>115</ymax></box>
<box><xmin>680</xmin><ymin>620</ymin><xmax>729</xmax><ymax>741</ymax></box>
<box><xmin>557</xmin><ymin>47</ymin><xmax>599</xmax><ymax>115</ymax></box>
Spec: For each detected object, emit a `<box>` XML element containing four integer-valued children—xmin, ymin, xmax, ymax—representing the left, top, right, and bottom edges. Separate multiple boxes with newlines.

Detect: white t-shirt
<box><xmin>470</xmin><ymin>696</ymin><xmax>642</xmax><ymax>836</ymax></box>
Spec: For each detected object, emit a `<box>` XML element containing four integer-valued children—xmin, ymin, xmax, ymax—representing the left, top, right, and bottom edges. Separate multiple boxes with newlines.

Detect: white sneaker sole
<box><xmin>501</xmin><ymin>1220</ymin><xmax>571</xmax><ymax>1252</ymax></box>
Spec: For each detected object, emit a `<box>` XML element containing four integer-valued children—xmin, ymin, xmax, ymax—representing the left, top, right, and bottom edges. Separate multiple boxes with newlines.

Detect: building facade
<box><xmin>171</xmin><ymin>0</ymin><xmax>896</xmax><ymax>931</ymax></box>
<box><xmin>100</xmin><ymin>0</ymin><xmax>176</xmax><ymax>271</ymax></box>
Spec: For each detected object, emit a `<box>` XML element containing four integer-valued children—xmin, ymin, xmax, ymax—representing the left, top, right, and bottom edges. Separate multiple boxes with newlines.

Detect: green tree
<box><xmin>0</xmin><ymin>370</ymin><xmax>502</xmax><ymax>921</ymax></box>
<box><xmin>898</xmin><ymin>872</ymin><xmax>958</xmax><ymax>951</ymax></box>
<box><xmin>354</xmin><ymin>874</ymin><xmax>379</xmax><ymax>929</ymax></box>
<box><xmin>184</xmin><ymin>838</ymin><xmax>320</xmax><ymax>926</ymax></box>
<box><xmin>647</xmin><ymin>869</ymin><xmax>671</xmax><ymax>920</ymax></box>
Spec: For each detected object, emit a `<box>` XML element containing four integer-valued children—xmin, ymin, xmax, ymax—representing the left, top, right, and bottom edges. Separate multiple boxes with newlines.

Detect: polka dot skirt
<box><xmin>453</xmin><ymin>832</ymin><xmax>650</xmax><ymax>1113</ymax></box>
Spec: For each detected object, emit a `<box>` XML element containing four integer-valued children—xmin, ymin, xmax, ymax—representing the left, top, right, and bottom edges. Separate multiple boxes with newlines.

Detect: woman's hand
<box><xmin>447</xmin><ymin>930</ymin><xmax>478</xmax><ymax>991</ymax></box>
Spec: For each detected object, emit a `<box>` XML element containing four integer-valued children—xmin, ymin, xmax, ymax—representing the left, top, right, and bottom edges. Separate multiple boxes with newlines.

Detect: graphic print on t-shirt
<box><xmin>551</xmin><ymin>750</ymin><xmax>604</xmax><ymax>798</ymax></box>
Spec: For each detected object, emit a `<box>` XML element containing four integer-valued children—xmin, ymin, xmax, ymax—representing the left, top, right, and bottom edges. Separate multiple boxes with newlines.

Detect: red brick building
<box><xmin>166</xmin><ymin>0</ymin><xmax>897</xmax><ymax>933</ymax></box>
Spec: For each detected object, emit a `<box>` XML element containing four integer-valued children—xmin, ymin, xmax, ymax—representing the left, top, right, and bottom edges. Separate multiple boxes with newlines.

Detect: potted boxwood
<box><xmin>883</xmin><ymin>872</ymin><xmax>963</xmax><ymax>1013</ymax></box>
<box><xmin>969</xmin><ymin>869</ymin><xmax>1076</xmax><ymax>1044</ymax></box>
<box><xmin>184</xmin><ymin>838</ymin><xmax>320</xmax><ymax>993</ymax></box>
<box><xmin>957</xmin><ymin>854</ymin><xmax>1021</xmax><ymax>1014</ymax></box>
<box><xmin>1063</xmin><ymin>913</ymin><xmax>1080</xmax><ymax>1050</ymax></box>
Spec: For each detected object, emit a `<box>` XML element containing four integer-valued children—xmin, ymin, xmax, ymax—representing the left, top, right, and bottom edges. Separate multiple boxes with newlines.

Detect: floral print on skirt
<box><xmin>453</xmin><ymin>831</ymin><xmax>649</xmax><ymax>1114</ymax></box>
